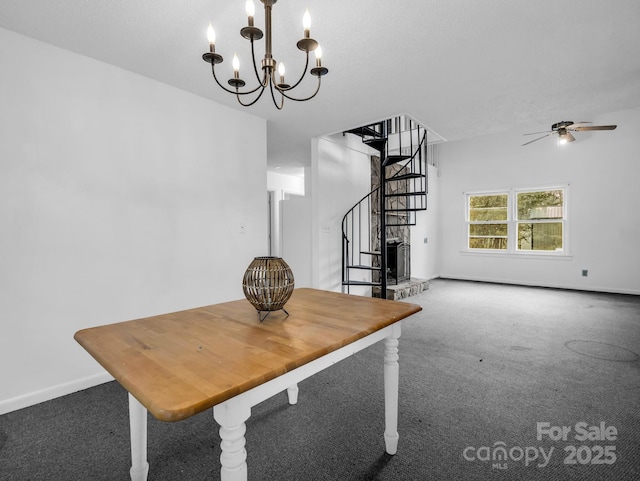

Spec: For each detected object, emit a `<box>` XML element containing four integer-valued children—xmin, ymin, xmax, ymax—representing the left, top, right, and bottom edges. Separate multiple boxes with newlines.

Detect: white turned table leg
<box><xmin>213</xmin><ymin>398</ymin><xmax>251</xmax><ymax>481</ymax></box>
<box><xmin>287</xmin><ymin>383</ymin><xmax>299</xmax><ymax>405</ymax></box>
<box><xmin>383</xmin><ymin>322</ymin><xmax>401</xmax><ymax>455</ymax></box>
<box><xmin>128</xmin><ymin>393</ymin><xmax>150</xmax><ymax>481</ymax></box>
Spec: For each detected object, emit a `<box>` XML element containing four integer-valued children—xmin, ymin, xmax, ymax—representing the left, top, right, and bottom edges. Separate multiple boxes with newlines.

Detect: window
<box><xmin>516</xmin><ymin>190</ymin><xmax>564</xmax><ymax>251</ymax></box>
<box><xmin>468</xmin><ymin>193</ymin><xmax>508</xmax><ymax>250</ymax></box>
<box><xmin>466</xmin><ymin>186</ymin><xmax>567</xmax><ymax>254</ymax></box>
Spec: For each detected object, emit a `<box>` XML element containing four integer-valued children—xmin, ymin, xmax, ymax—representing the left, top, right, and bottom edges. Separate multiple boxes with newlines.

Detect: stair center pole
<box><xmin>379</xmin><ymin>124</ymin><xmax>388</xmax><ymax>299</ymax></box>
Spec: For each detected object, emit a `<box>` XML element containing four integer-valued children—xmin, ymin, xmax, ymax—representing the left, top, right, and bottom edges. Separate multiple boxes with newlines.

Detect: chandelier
<box><xmin>202</xmin><ymin>0</ymin><xmax>329</xmax><ymax>110</ymax></box>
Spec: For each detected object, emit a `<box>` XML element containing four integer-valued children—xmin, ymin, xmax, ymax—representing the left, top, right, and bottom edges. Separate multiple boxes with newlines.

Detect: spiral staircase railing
<box><xmin>342</xmin><ymin>115</ymin><xmax>428</xmax><ymax>297</ymax></box>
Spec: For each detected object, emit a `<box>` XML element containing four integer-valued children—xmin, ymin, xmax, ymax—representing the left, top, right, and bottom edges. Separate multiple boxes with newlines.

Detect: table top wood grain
<box><xmin>74</xmin><ymin>288</ymin><xmax>422</xmax><ymax>422</ymax></box>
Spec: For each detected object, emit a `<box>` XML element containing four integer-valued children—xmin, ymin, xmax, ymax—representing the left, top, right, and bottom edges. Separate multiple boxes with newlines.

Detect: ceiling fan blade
<box><xmin>522</xmin><ymin>133</ymin><xmax>554</xmax><ymax>146</ymax></box>
<box><xmin>572</xmin><ymin>125</ymin><xmax>617</xmax><ymax>131</ymax></box>
<box><xmin>565</xmin><ymin>122</ymin><xmax>590</xmax><ymax>131</ymax></box>
<box><xmin>523</xmin><ymin>130</ymin><xmax>553</xmax><ymax>136</ymax></box>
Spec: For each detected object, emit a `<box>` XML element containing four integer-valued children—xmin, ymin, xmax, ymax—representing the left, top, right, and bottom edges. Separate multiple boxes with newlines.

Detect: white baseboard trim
<box><xmin>0</xmin><ymin>371</ymin><xmax>114</xmax><ymax>416</ymax></box>
<box><xmin>437</xmin><ymin>275</ymin><xmax>640</xmax><ymax>296</ymax></box>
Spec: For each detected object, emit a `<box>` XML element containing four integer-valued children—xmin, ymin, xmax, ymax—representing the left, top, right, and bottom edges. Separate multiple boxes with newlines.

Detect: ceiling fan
<box><xmin>522</xmin><ymin>121</ymin><xmax>617</xmax><ymax>146</ymax></box>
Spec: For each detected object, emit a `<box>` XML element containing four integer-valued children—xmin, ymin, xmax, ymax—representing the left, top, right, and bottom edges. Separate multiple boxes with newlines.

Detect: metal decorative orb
<box><xmin>242</xmin><ymin>256</ymin><xmax>294</xmax><ymax>321</ymax></box>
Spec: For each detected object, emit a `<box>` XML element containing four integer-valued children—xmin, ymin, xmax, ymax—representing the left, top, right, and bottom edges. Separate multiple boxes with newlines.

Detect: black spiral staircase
<box><xmin>342</xmin><ymin>115</ymin><xmax>429</xmax><ymax>298</ymax></box>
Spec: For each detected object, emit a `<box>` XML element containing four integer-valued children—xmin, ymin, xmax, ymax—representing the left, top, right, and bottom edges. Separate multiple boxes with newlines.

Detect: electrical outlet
<box><xmin>582</xmin><ymin>269</ymin><xmax>588</xmax><ymax>277</ymax></box>
<box><xmin>424</xmin><ymin>237</ymin><xmax>428</xmax><ymax>244</ymax></box>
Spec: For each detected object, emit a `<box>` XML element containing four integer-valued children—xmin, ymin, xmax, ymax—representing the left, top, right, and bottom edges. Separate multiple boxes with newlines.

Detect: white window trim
<box><xmin>464</xmin><ymin>184</ymin><xmax>571</xmax><ymax>258</ymax></box>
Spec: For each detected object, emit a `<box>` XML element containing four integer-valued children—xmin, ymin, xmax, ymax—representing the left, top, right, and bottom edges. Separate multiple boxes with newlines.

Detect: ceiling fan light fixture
<box><xmin>557</xmin><ymin>129</ymin><xmax>575</xmax><ymax>145</ymax></box>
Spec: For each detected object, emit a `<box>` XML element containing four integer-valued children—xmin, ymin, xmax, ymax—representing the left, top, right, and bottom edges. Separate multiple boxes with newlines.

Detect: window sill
<box><xmin>461</xmin><ymin>250</ymin><xmax>573</xmax><ymax>260</ymax></box>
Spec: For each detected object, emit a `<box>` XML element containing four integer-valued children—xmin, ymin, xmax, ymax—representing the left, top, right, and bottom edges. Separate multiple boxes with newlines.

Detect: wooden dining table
<box><xmin>74</xmin><ymin>288</ymin><xmax>422</xmax><ymax>480</ymax></box>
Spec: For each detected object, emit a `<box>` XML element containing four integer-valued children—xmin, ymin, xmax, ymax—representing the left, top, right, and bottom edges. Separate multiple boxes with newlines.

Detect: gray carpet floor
<box><xmin>1</xmin><ymin>279</ymin><xmax>639</xmax><ymax>480</ymax></box>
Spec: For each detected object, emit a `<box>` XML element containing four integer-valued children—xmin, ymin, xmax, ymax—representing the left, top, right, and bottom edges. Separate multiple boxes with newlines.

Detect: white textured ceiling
<box><xmin>1</xmin><ymin>0</ymin><xmax>639</xmax><ymax>173</ymax></box>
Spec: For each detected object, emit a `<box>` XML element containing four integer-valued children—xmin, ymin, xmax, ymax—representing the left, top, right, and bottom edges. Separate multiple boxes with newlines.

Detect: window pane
<box><xmin>517</xmin><ymin>190</ymin><xmax>563</xmax><ymax>220</ymax></box>
<box><xmin>469</xmin><ymin>224</ymin><xmax>508</xmax><ymax>250</ymax></box>
<box><xmin>517</xmin><ymin>222</ymin><xmax>563</xmax><ymax>251</ymax></box>
<box><xmin>469</xmin><ymin>194</ymin><xmax>508</xmax><ymax>221</ymax></box>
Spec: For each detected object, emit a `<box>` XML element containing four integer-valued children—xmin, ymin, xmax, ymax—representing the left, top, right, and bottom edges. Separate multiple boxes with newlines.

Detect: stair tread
<box><xmin>363</xmin><ymin>138</ymin><xmax>387</xmax><ymax>152</ymax></box>
<box><xmin>347</xmin><ymin>264</ymin><xmax>381</xmax><ymax>271</ymax></box>
<box><xmin>387</xmin><ymin>206</ymin><xmax>427</xmax><ymax>212</ymax></box>
<box><xmin>345</xmin><ymin>126</ymin><xmax>382</xmax><ymax>138</ymax></box>
<box><xmin>385</xmin><ymin>191</ymin><xmax>426</xmax><ymax>197</ymax></box>
<box><xmin>384</xmin><ymin>154</ymin><xmax>412</xmax><ymax>166</ymax></box>
<box><xmin>342</xmin><ymin>280</ymin><xmax>382</xmax><ymax>286</ymax></box>
<box><xmin>387</xmin><ymin>173</ymin><xmax>426</xmax><ymax>181</ymax></box>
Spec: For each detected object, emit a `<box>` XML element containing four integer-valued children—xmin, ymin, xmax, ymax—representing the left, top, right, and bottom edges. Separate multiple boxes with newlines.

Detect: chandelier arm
<box><xmin>268</xmin><ymin>79</ymin><xmax>285</xmax><ymax>110</ymax></box>
<box><xmin>210</xmin><ymin>63</ymin><xmax>245</xmax><ymax>95</ymax></box>
<box><xmin>279</xmin><ymin>76</ymin><xmax>322</xmax><ymax>102</ymax></box>
<box><xmin>235</xmin><ymin>83</ymin><xmax>268</xmax><ymax>107</ymax></box>
<box><xmin>275</xmin><ymin>52</ymin><xmax>311</xmax><ymax>92</ymax></box>
<box><xmin>211</xmin><ymin>63</ymin><xmax>265</xmax><ymax>96</ymax></box>
<box><xmin>249</xmin><ymin>39</ymin><xmax>268</xmax><ymax>87</ymax></box>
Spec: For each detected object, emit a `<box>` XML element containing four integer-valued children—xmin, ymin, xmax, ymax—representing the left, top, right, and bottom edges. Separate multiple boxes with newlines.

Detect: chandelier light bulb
<box><xmin>315</xmin><ymin>45</ymin><xmax>323</xmax><ymax>66</ymax></box>
<box><xmin>245</xmin><ymin>0</ymin><xmax>255</xmax><ymax>26</ymax></box>
<box><xmin>232</xmin><ymin>53</ymin><xmax>240</xmax><ymax>73</ymax></box>
<box><xmin>303</xmin><ymin>9</ymin><xmax>311</xmax><ymax>37</ymax></box>
<box><xmin>278</xmin><ymin>62</ymin><xmax>285</xmax><ymax>77</ymax></box>
<box><xmin>245</xmin><ymin>0</ymin><xmax>255</xmax><ymax>18</ymax></box>
<box><xmin>207</xmin><ymin>23</ymin><xmax>216</xmax><ymax>45</ymax></box>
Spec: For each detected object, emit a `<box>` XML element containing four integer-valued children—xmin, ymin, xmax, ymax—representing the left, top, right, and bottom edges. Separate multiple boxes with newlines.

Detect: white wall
<box><xmin>266</xmin><ymin>171</ymin><xmax>305</xmax><ymax>257</ymax></box>
<box><xmin>281</xmin><ymin>195</ymin><xmax>312</xmax><ymax>287</ymax></box>
<box><xmin>312</xmin><ymin>134</ymin><xmax>372</xmax><ymax>292</ymax></box>
<box><xmin>410</xmin><ymin>164</ymin><xmax>441</xmax><ymax>280</ymax></box>
<box><xmin>438</xmin><ymin>108</ymin><xmax>640</xmax><ymax>294</ymax></box>
<box><xmin>0</xmin><ymin>28</ymin><xmax>267</xmax><ymax>414</ymax></box>
<box><xmin>266</xmin><ymin>171</ymin><xmax>305</xmax><ymax>197</ymax></box>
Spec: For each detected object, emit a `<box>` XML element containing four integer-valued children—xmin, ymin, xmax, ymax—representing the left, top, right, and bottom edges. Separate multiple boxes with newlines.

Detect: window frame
<box><xmin>465</xmin><ymin>185</ymin><xmax>570</xmax><ymax>257</ymax></box>
<box><xmin>466</xmin><ymin>190</ymin><xmax>509</xmax><ymax>252</ymax></box>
